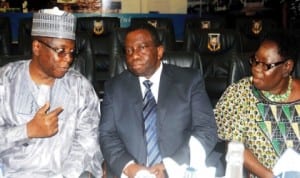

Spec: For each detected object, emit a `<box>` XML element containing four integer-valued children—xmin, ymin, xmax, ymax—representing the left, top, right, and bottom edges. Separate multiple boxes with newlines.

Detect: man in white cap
<box><xmin>0</xmin><ymin>7</ymin><xmax>103</xmax><ymax>178</ymax></box>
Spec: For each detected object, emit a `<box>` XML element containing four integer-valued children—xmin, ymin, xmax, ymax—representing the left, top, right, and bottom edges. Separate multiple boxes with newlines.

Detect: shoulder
<box><xmin>163</xmin><ymin>64</ymin><xmax>202</xmax><ymax>81</ymax></box>
<box><xmin>216</xmin><ymin>77</ymin><xmax>253</xmax><ymax>104</ymax></box>
<box><xmin>60</xmin><ymin>68</ymin><xmax>95</xmax><ymax>90</ymax></box>
<box><xmin>226</xmin><ymin>77</ymin><xmax>252</xmax><ymax>92</ymax></box>
<box><xmin>0</xmin><ymin>60</ymin><xmax>28</xmax><ymax>82</ymax></box>
<box><xmin>64</xmin><ymin>68</ymin><xmax>89</xmax><ymax>81</ymax></box>
<box><xmin>222</xmin><ymin>77</ymin><xmax>253</xmax><ymax>100</ymax></box>
<box><xmin>105</xmin><ymin>70</ymin><xmax>134</xmax><ymax>86</ymax></box>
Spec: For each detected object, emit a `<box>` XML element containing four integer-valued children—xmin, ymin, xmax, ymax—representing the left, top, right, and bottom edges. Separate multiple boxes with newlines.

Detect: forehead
<box><xmin>258</xmin><ymin>41</ymin><xmax>279</xmax><ymax>53</ymax></box>
<box><xmin>48</xmin><ymin>38</ymin><xmax>75</xmax><ymax>47</ymax></box>
<box><xmin>256</xmin><ymin>41</ymin><xmax>281</xmax><ymax>60</ymax></box>
<box><xmin>125</xmin><ymin>29</ymin><xmax>152</xmax><ymax>44</ymax></box>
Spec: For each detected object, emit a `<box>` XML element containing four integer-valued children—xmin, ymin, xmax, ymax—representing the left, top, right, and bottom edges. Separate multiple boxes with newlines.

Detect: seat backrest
<box><xmin>0</xmin><ymin>55</ymin><xmax>28</xmax><ymax>67</ymax></box>
<box><xmin>76</xmin><ymin>16</ymin><xmax>120</xmax><ymax>62</ymax></box>
<box><xmin>17</xmin><ymin>17</ymin><xmax>33</xmax><ymax>56</ymax></box>
<box><xmin>0</xmin><ymin>16</ymin><xmax>12</xmax><ymax>55</ymax></box>
<box><xmin>76</xmin><ymin>16</ymin><xmax>120</xmax><ymax>96</ymax></box>
<box><xmin>110</xmin><ymin>51</ymin><xmax>203</xmax><ymax>77</ymax></box>
<box><xmin>72</xmin><ymin>32</ymin><xmax>94</xmax><ymax>84</ymax></box>
<box><xmin>234</xmin><ymin>16</ymin><xmax>280</xmax><ymax>53</ymax></box>
<box><xmin>293</xmin><ymin>51</ymin><xmax>300</xmax><ymax>79</ymax></box>
<box><xmin>282</xmin><ymin>29</ymin><xmax>300</xmax><ymax>79</ymax></box>
<box><xmin>289</xmin><ymin>19</ymin><xmax>300</xmax><ymax>29</ymax></box>
<box><xmin>183</xmin><ymin>28</ymin><xmax>247</xmax><ymax>107</ymax></box>
<box><xmin>109</xmin><ymin>27</ymin><xmax>127</xmax><ymax>77</ymax></box>
<box><xmin>183</xmin><ymin>16</ymin><xmax>227</xmax><ymax>37</ymax></box>
<box><xmin>130</xmin><ymin>17</ymin><xmax>176</xmax><ymax>51</ymax></box>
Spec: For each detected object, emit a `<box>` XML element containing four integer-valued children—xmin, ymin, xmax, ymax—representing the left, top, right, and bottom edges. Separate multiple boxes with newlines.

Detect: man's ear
<box><xmin>32</xmin><ymin>40</ymin><xmax>41</xmax><ymax>56</ymax></box>
<box><xmin>157</xmin><ymin>45</ymin><xmax>164</xmax><ymax>61</ymax></box>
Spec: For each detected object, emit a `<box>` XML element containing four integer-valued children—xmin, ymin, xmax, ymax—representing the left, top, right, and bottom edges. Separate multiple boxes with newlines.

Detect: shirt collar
<box><xmin>139</xmin><ymin>62</ymin><xmax>163</xmax><ymax>101</ymax></box>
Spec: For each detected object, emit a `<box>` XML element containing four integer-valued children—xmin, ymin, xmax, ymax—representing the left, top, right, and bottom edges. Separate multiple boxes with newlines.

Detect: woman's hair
<box><xmin>261</xmin><ymin>32</ymin><xmax>297</xmax><ymax>61</ymax></box>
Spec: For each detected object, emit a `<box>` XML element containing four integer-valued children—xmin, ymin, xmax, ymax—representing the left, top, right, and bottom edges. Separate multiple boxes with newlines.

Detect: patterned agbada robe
<box><xmin>0</xmin><ymin>60</ymin><xmax>103</xmax><ymax>178</ymax></box>
<box><xmin>214</xmin><ymin>77</ymin><xmax>300</xmax><ymax>178</ymax></box>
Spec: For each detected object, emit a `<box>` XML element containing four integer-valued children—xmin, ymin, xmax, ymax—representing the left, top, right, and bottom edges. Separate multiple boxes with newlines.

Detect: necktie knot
<box><xmin>143</xmin><ymin>80</ymin><xmax>153</xmax><ymax>90</ymax></box>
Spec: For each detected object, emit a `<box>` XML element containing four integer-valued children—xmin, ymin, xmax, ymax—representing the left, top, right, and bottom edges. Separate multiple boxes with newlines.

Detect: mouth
<box><xmin>252</xmin><ymin>76</ymin><xmax>263</xmax><ymax>84</ymax></box>
<box><xmin>252</xmin><ymin>76</ymin><xmax>260</xmax><ymax>82</ymax></box>
<box><xmin>130</xmin><ymin>61</ymin><xmax>144</xmax><ymax>69</ymax></box>
<box><xmin>58</xmin><ymin>67</ymin><xmax>69</xmax><ymax>73</ymax></box>
<box><xmin>251</xmin><ymin>75</ymin><xmax>265</xmax><ymax>89</ymax></box>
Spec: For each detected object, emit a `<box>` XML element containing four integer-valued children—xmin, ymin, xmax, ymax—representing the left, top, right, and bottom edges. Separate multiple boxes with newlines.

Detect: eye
<box><xmin>125</xmin><ymin>48</ymin><xmax>133</xmax><ymax>55</ymax></box>
<box><xmin>139</xmin><ymin>44</ymin><xmax>147</xmax><ymax>50</ymax></box>
<box><xmin>55</xmin><ymin>48</ymin><xmax>65</xmax><ymax>54</ymax></box>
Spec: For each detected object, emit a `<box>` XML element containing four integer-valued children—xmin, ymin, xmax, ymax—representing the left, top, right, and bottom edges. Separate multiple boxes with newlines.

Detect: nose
<box><xmin>251</xmin><ymin>63</ymin><xmax>264</xmax><ymax>75</ymax></box>
<box><xmin>62</xmin><ymin>52</ymin><xmax>74</xmax><ymax>64</ymax></box>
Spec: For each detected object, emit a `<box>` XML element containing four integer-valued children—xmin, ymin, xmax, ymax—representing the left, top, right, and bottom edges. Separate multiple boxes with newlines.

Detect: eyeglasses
<box><xmin>37</xmin><ymin>40</ymin><xmax>75</xmax><ymax>58</ymax></box>
<box><xmin>125</xmin><ymin>43</ymin><xmax>156</xmax><ymax>56</ymax></box>
<box><xmin>249</xmin><ymin>56</ymin><xmax>286</xmax><ymax>71</ymax></box>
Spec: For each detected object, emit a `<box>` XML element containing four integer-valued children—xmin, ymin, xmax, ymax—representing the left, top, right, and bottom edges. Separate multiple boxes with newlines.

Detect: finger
<box><xmin>47</xmin><ymin>107</ymin><xmax>64</xmax><ymax>117</ymax></box>
<box><xmin>148</xmin><ymin>168</ymin><xmax>157</xmax><ymax>174</ymax></box>
<box><xmin>38</xmin><ymin>102</ymin><xmax>50</xmax><ymax>114</ymax></box>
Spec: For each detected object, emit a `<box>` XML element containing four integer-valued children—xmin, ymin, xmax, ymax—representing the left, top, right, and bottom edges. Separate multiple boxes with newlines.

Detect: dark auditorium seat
<box><xmin>0</xmin><ymin>55</ymin><xmax>29</xmax><ymax>67</ymax></box>
<box><xmin>72</xmin><ymin>32</ymin><xmax>95</xmax><ymax>84</ymax></box>
<box><xmin>183</xmin><ymin>28</ymin><xmax>248</xmax><ymax>107</ymax></box>
<box><xmin>17</xmin><ymin>17</ymin><xmax>33</xmax><ymax>57</ymax></box>
<box><xmin>76</xmin><ymin>17</ymin><xmax>120</xmax><ymax>94</ymax></box>
<box><xmin>0</xmin><ymin>16</ymin><xmax>12</xmax><ymax>56</ymax></box>
<box><xmin>183</xmin><ymin>16</ymin><xmax>227</xmax><ymax>36</ymax></box>
<box><xmin>293</xmin><ymin>51</ymin><xmax>300</xmax><ymax>79</ymax></box>
<box><xmin>283</xmin><ymin>29</ymin><xmax>300</xmax><ymax>79</ymax></box>
<box><xmin>234</xmin><ymin>16</ymin><xmax>281</xmax><ymax>54</ymax></box>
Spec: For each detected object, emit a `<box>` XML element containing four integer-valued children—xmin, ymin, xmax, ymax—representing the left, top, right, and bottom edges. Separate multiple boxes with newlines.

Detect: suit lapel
<box><xmin>125</xmin><ymin>73</ymin><xmax>148</xmax><ymax>163</ymax></box>
<box><xmin>157</xmin><ymin>65</ymin><xmax>173</xmax><ymax>122</ymax></box>
<box><xmin>126</xmin><ymin>73</ymin><xmax>144</xmax><ymax>126</ymax></box>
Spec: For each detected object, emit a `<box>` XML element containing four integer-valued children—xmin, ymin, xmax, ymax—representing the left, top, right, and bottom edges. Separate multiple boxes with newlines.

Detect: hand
<box><xmin>27</xmin><ymin>102</ymin><xmax>63</xmax><ymax>138</ymax></box>
<box><xmin>123</xmin><ymin>163</ymin><xmax>147</xmax><ymax>178</ymax></box>
<box><xmin>149</xmin><ymin>163</ymin><xmax>166</xmax><ymax>178</ymax></box>
<box><xmin>262</xmin><ymin>170</ymin><xmax>274</xmax><ymax>178</ymax></box>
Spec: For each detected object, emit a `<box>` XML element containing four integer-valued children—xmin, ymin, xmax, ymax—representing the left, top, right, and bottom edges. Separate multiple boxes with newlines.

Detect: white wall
<box><xmin>121</xmin><ymin>0</ymin><xmax>141</xmax><ymax>13</ymax></box>
<box><xmin>121</xmin><ymin>0</ymin><xmax>187</xmax><ymax>13</ymax></box>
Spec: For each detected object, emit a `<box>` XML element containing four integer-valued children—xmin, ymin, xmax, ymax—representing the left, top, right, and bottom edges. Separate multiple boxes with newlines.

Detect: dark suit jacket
<box><xmin>99</xmin><ymin>64</ymin><xmax>218</xmax><ymax>176</ymax></box>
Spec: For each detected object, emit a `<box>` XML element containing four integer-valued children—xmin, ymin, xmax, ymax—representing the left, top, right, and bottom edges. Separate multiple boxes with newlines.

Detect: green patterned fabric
<box><xmin>253</xmin><ymin>88</ymin><xmax>300</xmax><ymax>156</ymax></box>
<box><xmin>214</xmin><ymin>77</ymin><xmax>300</xmax><ymax>176</ymax></box>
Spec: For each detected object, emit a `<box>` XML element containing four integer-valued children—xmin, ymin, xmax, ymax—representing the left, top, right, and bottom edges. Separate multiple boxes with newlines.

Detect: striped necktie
<box><xmin>143</xmin><ymin>80</ymin><xmax>162</xmax><ymax>166</ymax></box>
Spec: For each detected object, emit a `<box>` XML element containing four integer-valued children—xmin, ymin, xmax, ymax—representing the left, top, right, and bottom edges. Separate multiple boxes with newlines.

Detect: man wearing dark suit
<box><xmin>99</xmin><ymin>23</ymin><xmax>219</xmax><ymax>178</ymax></box>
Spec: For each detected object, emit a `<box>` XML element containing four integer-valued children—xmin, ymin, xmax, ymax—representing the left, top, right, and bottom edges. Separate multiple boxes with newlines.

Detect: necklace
<box><xmin>262</xmin><ymin>76</ymin><xmax>292</xmax><ymax>102</ymax></box>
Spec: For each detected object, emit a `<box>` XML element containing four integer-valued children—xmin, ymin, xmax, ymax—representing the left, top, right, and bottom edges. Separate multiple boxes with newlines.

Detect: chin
<box><xmin>54</xmin><ymin>73</ymin><xmax>66</xmax><ymax>79</ymax></box>
<box><xmin>129</xmin><ymin>68</ymin><xmax>144</xmax><ymax>76</ymax></box>
<box><xmin>253</xmin><ymin>83</ymin><xmax>266</xmax><ymax>91</ymax></box>
<box><xmin>252</xmin><ymin>78</ymin><xmax>263</xmax><ymax>87</ymax></box>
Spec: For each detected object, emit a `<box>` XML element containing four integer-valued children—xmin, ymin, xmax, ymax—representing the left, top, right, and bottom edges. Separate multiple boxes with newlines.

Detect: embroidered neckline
<box><xmin>261</xmin><ymin>76</ymin><xmax>292</xmax><ymax>102</ymax></box>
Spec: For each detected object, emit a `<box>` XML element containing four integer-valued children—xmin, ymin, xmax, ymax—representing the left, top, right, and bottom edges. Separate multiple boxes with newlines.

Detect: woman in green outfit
<box><xmin>214</xmin><ymin>35</ymin><xmax>300</xmax><ymax>178</ymax></box>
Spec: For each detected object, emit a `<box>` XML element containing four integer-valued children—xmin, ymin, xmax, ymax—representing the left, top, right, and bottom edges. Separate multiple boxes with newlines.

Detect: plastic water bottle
<box><xmin>183</xmin><ymin>167</ymin><xmax>197</xmax><ymax>178</ymax></box>
<box><xmin>225</xmin><ymin>141</ymin><xmax>244</xmax><ymax>178</ymax></box>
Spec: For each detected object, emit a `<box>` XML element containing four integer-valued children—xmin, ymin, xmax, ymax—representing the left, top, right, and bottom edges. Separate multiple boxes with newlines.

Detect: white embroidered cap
<box><xmin>31</xmin><ymin>7</ymin><xmax>76</xmax><ymax>40</ymax></box>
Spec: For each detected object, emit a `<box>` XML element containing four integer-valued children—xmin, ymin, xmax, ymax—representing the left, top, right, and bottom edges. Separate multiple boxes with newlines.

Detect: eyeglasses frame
<box><xmin>249</xmin><ymin>55</ymin><xmax>287</xmax><ymax>71</ymax></box>
<box><xmin>37</xmin><ymin>40</ymin><xmax>75</xmax><ymax>58</ymax></box>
